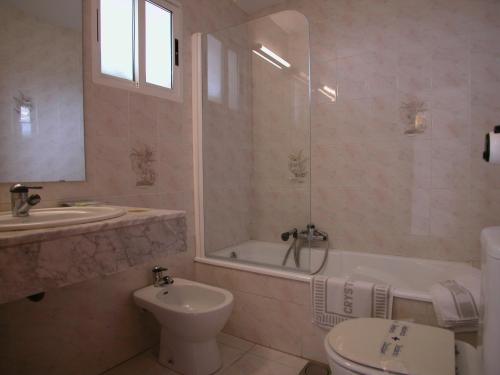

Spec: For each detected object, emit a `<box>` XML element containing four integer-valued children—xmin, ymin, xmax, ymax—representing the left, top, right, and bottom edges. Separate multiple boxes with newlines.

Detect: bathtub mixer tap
<box><xmin>299</xmin><ymin>224</ymin><xmax>328</xmax><ymax>242</ymax></box>
<box><xmin>281</xmin><ymin>228</ymin><xmax>298</xmax><ymax>241</ymax></box>
<box><xmin>281</xmin><ymin>224</ymin><xmax>329</xmax><ymax>273</ymax></box>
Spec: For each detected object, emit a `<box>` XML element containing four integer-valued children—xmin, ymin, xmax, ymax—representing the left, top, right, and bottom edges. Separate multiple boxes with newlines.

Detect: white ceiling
<box><xmin>233</xmin><ymin>0</ymin><xmax>286</xmax><ymax>15</ymax></box>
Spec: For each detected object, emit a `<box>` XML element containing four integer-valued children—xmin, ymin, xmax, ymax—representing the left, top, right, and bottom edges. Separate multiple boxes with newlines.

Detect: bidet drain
<box><xmin>299</xmin><ymin>361</ymin><xmax>330</xmax><ymax>375</ymax></box>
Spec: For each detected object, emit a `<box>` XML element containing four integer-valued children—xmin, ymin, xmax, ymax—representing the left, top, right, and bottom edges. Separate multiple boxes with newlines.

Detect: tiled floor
<box><xmin>103</xmin><ymin>333</ymin><xmax>309</xmax><ymax>375</ymax></box>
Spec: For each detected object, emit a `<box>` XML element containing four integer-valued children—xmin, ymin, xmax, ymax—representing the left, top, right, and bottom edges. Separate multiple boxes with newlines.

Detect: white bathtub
<box><xmin>197</xmin><ymin>240</ymin><xmax>480</xmax><ymax>302</ymax></box>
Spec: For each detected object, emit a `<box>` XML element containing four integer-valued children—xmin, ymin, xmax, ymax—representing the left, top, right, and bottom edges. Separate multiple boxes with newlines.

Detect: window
<box><xmin>145</xmin><ymin>1</ymin><xmax>172</xmax><ymax>88</ymax></box>
<box><xmin>92</xmin><ymin>0</ymin><xmax>182</xmax><ymax>101</ymax></box>
<box><xmin>100</xmin><ymin>0</ymin><xmax>134</xmax><ymax>80</ymax></box>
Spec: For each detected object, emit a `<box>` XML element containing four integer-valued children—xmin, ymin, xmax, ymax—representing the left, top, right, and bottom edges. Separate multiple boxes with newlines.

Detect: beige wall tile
<box><xmin>249</xmin><ymin>0</ymin><xmax>500</xmax><ymax>263</ymax></box>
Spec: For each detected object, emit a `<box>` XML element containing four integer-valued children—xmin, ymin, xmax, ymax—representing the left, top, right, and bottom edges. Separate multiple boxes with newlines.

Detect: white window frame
<box><xmin>91</xmin><ymin>0</ymin><xmax>182</xmax><ymax>102</ymax></box>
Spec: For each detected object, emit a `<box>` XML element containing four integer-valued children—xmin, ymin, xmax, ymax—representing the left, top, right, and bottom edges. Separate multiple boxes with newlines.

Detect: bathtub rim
<box><xmin>194</xmin><ymin>255</ymin><xmax>438</xmax><ymax>302</ymax></box>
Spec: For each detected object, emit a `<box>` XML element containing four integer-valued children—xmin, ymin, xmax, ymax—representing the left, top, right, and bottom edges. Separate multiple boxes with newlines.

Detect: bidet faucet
<box><xmin>9</xmin><ymin>183</ymin><xmax>42</xmax><ymax>217</ymax></box>
<box><xmin>152</xmin><ymin>266</ymin><xmax>174</xmax><ymax>287</ymax></box>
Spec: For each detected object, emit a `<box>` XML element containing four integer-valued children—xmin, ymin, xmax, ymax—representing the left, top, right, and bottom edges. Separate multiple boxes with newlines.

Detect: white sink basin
<box><xmin>0</xmin><ymin>206</ymin><xmax>127</xmax><ymax>231</ymax></box>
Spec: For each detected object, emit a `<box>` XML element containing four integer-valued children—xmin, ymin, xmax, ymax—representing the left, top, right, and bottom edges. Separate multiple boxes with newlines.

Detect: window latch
<box><xmin>175</xmin><ymin>38</ymin><xmax>179</xmax><ymax>66</ymax></box>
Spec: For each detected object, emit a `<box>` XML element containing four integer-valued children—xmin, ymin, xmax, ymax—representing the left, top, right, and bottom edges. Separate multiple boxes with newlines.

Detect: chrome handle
<box><xmin>281</xmin><ymin>228</ymin><xmax>298</xmax><ymax>241</ymax></box>
<box><xmin>9</xmin><ymin>184</ymin><xmax>43</xmax><ymax>193</ymax></box>
<box><xmin>152</xmin><ymin>266</ymin><xmax>167</xmax><ymax>273</ymax></box>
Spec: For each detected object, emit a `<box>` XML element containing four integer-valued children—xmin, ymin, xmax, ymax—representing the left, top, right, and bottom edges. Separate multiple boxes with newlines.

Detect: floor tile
<box><xmin>102</xmin><ymin>350</ymin><xmax>177</xmax><ymax>375</ymax></box>
<box><xmin>218</xmin><ymin>353</ymin><xmax>300</xmax><ymax>375</ymax></box>
<box><xmin>248</xmin><ymin>345</ymin><xmax>308</xmax><ymax>372</ymax></box>
<box><xmin>215</xmin><ymin>343</ymin><xmax>248</xmax><ymax>373</ymax></box>
<box><xmin>217</xmin><ymin>332</ymin><xmax>255</xmax><ymax>352</ymax></box>
<box><xmin>102</xmin><ymin>334</ymin><xmax>309</xmax><ymax>375</ymax></box>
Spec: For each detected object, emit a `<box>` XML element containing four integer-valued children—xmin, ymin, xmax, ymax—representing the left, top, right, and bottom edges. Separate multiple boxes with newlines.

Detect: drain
<box><xmin>299</xmin><ymin>361</ymin><xmax>331</xmax><ymax>375</ymax></box>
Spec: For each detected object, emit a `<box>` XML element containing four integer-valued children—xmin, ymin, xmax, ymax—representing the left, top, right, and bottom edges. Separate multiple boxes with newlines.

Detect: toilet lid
<box><xmin>326</xmin><ymin>318</ymin><xmax>455</xmax><ymax>375</ymax></box>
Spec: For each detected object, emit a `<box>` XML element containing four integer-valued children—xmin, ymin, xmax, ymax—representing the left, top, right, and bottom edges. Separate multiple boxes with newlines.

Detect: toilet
<box><xmin>324</xmin><ymin>226</ymin><xmax>500</xmax><ymax>375</ymax></box>
<box><xmin>324</xmin><ymin>318</ymin><xmax>477</xmax><ymax>374</ymax></box>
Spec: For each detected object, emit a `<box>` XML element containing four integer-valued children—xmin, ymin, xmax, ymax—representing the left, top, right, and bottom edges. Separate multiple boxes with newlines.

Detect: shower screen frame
<box><xmin>192</xmin><ymin>11</ymin><xmax>312</xmax><ymax>279</ymax></box>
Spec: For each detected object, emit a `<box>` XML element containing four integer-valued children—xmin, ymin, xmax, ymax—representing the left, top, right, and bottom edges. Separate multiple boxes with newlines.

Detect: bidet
<box><xmin>134</xmin><ymin>277</ymin><xmax>233</xmax><ymax>375</ymax></box>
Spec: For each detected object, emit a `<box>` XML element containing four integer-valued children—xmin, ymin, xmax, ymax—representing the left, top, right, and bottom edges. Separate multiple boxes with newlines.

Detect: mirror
<box><xmin>0</xmin><ymin>0</ymin><xmax>85</xmax><ymax>183</ymax></box>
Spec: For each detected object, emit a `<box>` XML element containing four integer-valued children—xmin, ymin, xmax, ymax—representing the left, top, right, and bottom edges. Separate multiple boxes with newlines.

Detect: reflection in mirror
<box><xmin>0</xmin><ymin>0</ymin><xmax>85</xmax><ymax>182</ymax></box>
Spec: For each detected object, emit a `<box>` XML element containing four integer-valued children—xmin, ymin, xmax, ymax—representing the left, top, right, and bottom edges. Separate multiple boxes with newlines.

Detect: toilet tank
<box><xmin>480</xmin><ymin>227</ymin><xmax>500</xmax><ymax>375</ymax></box>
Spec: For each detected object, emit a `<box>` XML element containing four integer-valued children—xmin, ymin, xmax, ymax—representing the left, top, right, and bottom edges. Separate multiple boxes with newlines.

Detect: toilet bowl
<box><xmin>133</xmin><ymin>278</ymin><xmax>233</xmax><ymax>375</ymax></box>
<box><xmin>324</xmin><ymin>318</ymin><xmax>478</xmax><ymax>375</ymax></box>
<box><xmin>324</xmin><ymin>227</ymin><xmax>500</xmax><ymax>375</ymax></box>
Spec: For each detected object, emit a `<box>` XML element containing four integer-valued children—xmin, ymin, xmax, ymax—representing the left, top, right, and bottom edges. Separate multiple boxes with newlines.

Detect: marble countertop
<box><xmin>0</xmin><ymin>207</ymin><xmax>185</xmax><ymax>248</ymax></box>
<box><xmin>0</xmin><ymin>206</ymin><xmax>187</xmax><ymax>304</ymax></box>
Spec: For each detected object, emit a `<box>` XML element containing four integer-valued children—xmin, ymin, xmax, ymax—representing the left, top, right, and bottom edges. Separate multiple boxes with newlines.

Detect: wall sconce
<box><xmin>252</xmin><ymin>44</ymin><xmax>291</xmax><ymax>69</ymax></box>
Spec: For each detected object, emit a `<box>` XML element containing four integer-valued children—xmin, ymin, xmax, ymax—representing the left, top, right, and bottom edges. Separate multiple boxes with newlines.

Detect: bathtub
<box><xmin>197</xmin><ymin>240</ymin><xmax>480</xmax><ymax>302</ymax></box>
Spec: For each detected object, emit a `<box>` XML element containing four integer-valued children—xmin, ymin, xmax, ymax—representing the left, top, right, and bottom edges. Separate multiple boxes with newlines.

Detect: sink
<box><xmin>0</xmin><ymin>206</ymin><xmax>127</xmax><ymax>231</ymax></box>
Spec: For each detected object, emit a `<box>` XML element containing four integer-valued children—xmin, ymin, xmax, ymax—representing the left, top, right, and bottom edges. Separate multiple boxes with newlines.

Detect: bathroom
<box><xmin>1</xmin><ymin>0</ymin><xmax>500</xmax><ymax>374</ymax></box>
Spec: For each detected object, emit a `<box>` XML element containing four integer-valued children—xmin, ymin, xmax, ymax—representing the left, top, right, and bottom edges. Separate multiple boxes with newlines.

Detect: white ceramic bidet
<box><xmin>133</xmin><ymin>278</ymin><xmax>233</xmax><ymax>375</ymax></box>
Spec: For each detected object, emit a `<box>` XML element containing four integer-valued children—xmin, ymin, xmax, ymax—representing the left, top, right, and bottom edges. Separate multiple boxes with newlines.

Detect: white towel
<box><xmin>312</xmin><ymin>275</ymin><xmax>393</xmax><ymax>329</ymax></box>
<box><xmin>430</xmin><ymin>274</ymin><xmax>480</xmax><ymax>332</ymax></box>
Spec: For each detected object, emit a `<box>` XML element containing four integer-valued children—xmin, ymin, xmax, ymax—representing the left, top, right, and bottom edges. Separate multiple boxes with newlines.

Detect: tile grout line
<box><xmin>98</xmin><ymin>346</ymin><xmax>154</xmax><ymax>375</ymax></box>
<box><xmin>248</xmin><ymin>345</ymin><xmax>310</xmax><ymax>371</ymax></box>
<box><xmin>216</xmin><ymin>341</ymin><xmax>256</xmax><ymax>374</ymax></box>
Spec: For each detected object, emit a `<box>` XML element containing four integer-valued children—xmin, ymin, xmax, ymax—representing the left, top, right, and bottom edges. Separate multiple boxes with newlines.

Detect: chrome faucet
<box><xmin>281</xmin><ymin>224</ymin><xmax>329</xmax><ymax>270</ymax></box>
<box><xmin>299</xmin><ymin>224</ymin><xmax>328</xmax><ymax>242</ymax></box>
<box><xmin>152</xmin><ymin>266</ymin><xmax>174</xmax><ymax>287</ymax></box>
<box><xmin>10</xmin><ymin>184</ymin><xmax>42</xmax><ymax>217</ymax></box>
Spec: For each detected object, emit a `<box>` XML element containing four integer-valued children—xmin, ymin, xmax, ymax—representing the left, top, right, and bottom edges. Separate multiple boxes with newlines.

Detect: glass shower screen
<box><xmin>197</xmin><ymin>10</ymin><xmax>311</xmax><ymax>273</ymax></box>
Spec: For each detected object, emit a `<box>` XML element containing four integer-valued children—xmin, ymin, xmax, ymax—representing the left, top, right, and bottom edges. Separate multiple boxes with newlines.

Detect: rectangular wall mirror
<box><xmin>0</xmin><ymin>0</ymin><xmax>86</xmax><ymax>183</ymax></box>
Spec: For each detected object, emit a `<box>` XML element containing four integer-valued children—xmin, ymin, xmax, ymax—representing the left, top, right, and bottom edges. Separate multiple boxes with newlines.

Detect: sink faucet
<box><xmin>152</xmin><ymin>266</ymin><xmax>174</xmax><ymax>287</ymax></box>
<box><xmin>10</xmin><ymin>184</ymin><xmax>42</xmax><ymax>217</ymax></box>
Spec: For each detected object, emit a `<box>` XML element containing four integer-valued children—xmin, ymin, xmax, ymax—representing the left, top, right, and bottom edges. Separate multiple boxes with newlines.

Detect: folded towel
<box><xmin>312</xmin><ymin>275</ymin><xmax>393</xmax><ymax>329</ymax></box>
<box><xmin>430</xmin><ymin>275</ymin><xmax>480</xmax><ymax>332</ymax></box>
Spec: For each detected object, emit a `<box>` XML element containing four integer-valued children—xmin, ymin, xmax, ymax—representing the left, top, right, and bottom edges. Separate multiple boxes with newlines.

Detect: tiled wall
<box><xmin>0</xmin><ymin>0</ymin><xmax>247</xmax><ymax>374</ymax></box>
<box><xmin>2</xmin><ymin>0</ymin><xmax>499</xmax><ymax>371</ymax></box>
<box><xmin>0</xmin><ymin>4</ymin><xmax>85</xmax><ymax>182</ymax></box>
<box><xmin>0</xmin><ymin>255</ymin><xmax>192</xmax><ymax>375</ymax></box>
<box><xmin>253</xmin><ymin>0</ymin><xmax>500</xmax><ymax>263</ymax></box>
<box><xmin>195</xmin><ymin>262</ymin><xmax>477</xmax><ymax>365</ymax></box>
<box><xmin>0</xmin><ymin>0</ymin><xmax>247</xmax><ymax>259</ymax></box>
<box><xmin>5</xmin><ymin>0</ymin><xmax>496</xmax><ymax>263</ymax></box>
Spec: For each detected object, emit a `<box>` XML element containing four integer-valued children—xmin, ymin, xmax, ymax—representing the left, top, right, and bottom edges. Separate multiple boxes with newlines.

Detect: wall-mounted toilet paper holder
<box><xmin>484</xmin><ymin>125</ymin><xmax>500</xmax><ymax>163</ymax></box>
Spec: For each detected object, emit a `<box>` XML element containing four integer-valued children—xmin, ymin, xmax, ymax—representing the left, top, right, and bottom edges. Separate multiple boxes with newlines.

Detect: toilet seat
<box><xmin>324</xmin><ymin>318</ymin><xmax>456</xmax><ymax>375</ymax></box>
<box><xmin>324</xmin><ymin>341</ymin><xmax>386</xmax><ymax>375</ymax></box>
